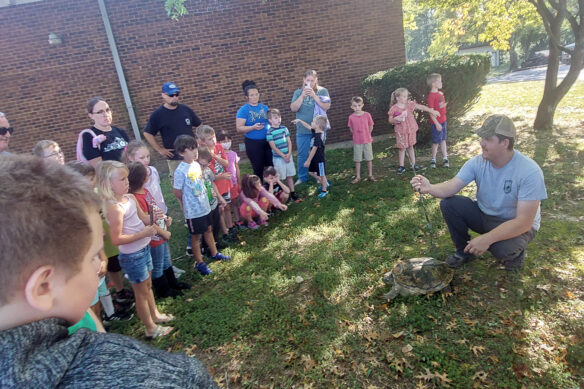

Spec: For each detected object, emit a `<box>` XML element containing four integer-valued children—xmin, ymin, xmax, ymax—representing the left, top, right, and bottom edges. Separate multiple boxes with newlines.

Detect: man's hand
<box><xmin>464</xmin><ymin>234</ymin><xmax>493</xmax><ymax>256</ymax></box>
<box><xmin>410</xmin><ymin>175</ymin><xmax>431</xmax><ymax>194</ymax></box>
<box><xmin>158</xmin><ymin>148</ymin><xmax>174</xmax><ymax>159</ymax></box>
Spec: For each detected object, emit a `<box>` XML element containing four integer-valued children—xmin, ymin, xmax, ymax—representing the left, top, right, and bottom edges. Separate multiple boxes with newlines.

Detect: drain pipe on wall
<box><xmin>97</xmin><ymin>0</ymin><xmax>141</xmax><ymax>140</ymax></box>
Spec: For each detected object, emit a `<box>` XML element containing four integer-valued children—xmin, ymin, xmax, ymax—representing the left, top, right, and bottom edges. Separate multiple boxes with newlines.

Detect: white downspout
<box><xmin>97</xmin><ymin>0</ymin><xmax>141</xmax><ymax>140</ymax></box>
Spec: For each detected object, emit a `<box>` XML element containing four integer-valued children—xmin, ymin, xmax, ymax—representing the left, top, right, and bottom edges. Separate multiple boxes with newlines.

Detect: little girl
<box><xmin>216</xmin><ymin>130</ymin><xmax>241</xmax><ymax>231</ymax></box>
<box><xmin>239</xmin><ymin>174</ymin><xmax>287</xmax><ymax>230</ymax></box>
<box><xmin>97</xmin><ymin>160</ymin><xmax>173</xmax><ymax>339</ymax></box>
<box><xmin>128</xmin><ymin>161</ymin><xmax>191</xmax><ymax>299</ymax></box>
<box><xmin>125</xmin><ymin>140</ymin><xmax>185</xmax><ymax>278</ymax></box>
<box><xmin>387</xmin><ymin>88</ymin><xmax>439</xmax><ymax>175</ymax></box>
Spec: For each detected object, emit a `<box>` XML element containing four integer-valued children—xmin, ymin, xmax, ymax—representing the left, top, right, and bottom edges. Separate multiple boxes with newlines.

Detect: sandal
<box><xmin>145</xmin><ymin>325</ymin><xmax>173</xmax><ymax>339</ymax></box>
<box><xmin>368</xmin><ymin>176</ymin><xmax>377</xmax><ymax>182</ymax></box>
<box><xmin>351</xmin><ymin>177</ymin><xmax>361</xmax><ymax>184</ymax></box>
<box><xmin>154</xmin><ymin>314</ymin><xmax>175</xmax><ymax>324</ymax></box>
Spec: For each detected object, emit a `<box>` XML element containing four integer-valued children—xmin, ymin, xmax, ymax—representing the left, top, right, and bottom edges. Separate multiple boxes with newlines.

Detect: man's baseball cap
<box><xmin>162</xmin><ymin>82</ymin><xmax>180</xmax><ymax>95</ymax></box>
<box><xmin>476</xmin><ymin>114</ymin><xmax>516</xmax><ymax>138</ymax></box>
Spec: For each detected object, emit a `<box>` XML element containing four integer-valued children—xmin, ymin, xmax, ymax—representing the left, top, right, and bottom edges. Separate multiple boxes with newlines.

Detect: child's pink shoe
<box><xmin>259</xmin><ymin>219</ymin><xmax>268</xmax><ymax>227</ymax></box>
<box><xmin>248</xmin><ymin>221</ymin><xmax>259</xmax><ymax>230</ymax></box>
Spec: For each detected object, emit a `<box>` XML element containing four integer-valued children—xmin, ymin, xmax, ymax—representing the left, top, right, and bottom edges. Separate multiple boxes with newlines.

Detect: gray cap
<box><xmin>476</xmin><ymin>114</ymin><xmax>516</xmax><ymax>138</ymax></box>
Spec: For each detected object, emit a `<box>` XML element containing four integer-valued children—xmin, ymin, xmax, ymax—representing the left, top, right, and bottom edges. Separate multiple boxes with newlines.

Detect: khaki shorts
<box><xmin>353</xmin><ymin>143</ymin><xmax>373</xmax><ymax>162</ymax></box>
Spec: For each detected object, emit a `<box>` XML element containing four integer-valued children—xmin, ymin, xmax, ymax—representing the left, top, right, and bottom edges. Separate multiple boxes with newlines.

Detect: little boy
<box><xmin>172</xmin><ymin>135</ymin><xmax>231</xmax><ymax>276</ymax></box>
<box><xmin>347</xmin><ymin>97</ymin><xmax>375</xmax><ymax>183</ymax></box>
<box><xmin>427</xmin><ymin>73</ymin><xmax>449</xmax><ymax>168</ymax></box>
<box><xmin>266</xmin><ymin>108</ymin><xmax>299</xmax><ymax>202</ymax></box>
<box><xmin>0</xmin><ymin>154</ymin><xmax>217</xmax><ymax>387</ymax></box>
<box><xmin>32</xmin><ymin>139</ymin><xmax>65</xmax><ymax>165</ymax></box>
<box><xmin>263</xmin><ymin>166</ymin><xmax>291</xmax><ymax>206</ymax></box>
<box><xmin>293</xmin><ymin>115</ymin><xmax>329</xmax><ymax>199</ymax></box>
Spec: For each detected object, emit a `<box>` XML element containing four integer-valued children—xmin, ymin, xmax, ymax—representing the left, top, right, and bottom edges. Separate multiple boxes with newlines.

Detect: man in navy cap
<box><xmin>143</xmin><ymin>82</ymin><xmax>202</xmax><ymax>180</ymax></box>
<box><xmin>411</xmin><ymin>114</ymin><xmax>547</xmax><ymax>271</ymax></box>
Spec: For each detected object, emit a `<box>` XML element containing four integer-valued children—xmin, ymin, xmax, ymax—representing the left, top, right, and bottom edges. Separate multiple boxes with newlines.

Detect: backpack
<box><xmin>76</xmin><ymin>129</ymin><xmax>107</xmax><ymax>162</ymax></box>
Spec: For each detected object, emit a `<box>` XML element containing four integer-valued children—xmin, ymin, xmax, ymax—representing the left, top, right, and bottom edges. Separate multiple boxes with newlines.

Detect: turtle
<box><xmin>381</xmin><ymin>257</ymin><xmax>454</xmax><ymax>300</ymax></box>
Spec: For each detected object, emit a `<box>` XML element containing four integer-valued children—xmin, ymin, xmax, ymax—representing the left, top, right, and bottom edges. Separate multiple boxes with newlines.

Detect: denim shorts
<box><xmin>118</xmin><ymin>245</ymin><xmax>153</xmax><ymax>284</ymax></box>
<box><xmin>431</xmin><ymin>120</ymin><xmax>447</xmax><ymax>144</ymax></box>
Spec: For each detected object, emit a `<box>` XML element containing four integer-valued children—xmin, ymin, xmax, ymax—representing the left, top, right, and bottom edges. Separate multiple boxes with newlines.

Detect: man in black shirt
<box><xmin>143</xmin><ymin>82</ymin><xmax>202</xmax><ymax>179</ymax></box>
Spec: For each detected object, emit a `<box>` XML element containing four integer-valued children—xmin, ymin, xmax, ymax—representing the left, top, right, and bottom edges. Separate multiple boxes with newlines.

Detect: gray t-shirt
<box><xmin>456</xmin><ymin>151</ymin><xmax>547</xmax><ymax>230</ymax></box>
<box><xmin>291</xmin><ymin>87</ymin><xmax>330</xmax><ymax>135</ymax></box>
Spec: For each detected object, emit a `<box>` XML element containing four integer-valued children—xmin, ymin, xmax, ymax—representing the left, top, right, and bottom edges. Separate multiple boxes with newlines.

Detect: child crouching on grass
<box><xmin>0</xmin><ymin>154</ymin><xmax>217</xmax><ymax>387</ymax></box>
<box><xmin>240</xmin><ymin>174</ymin><xmax>287</xmax><ymax>229</ymax></box>
<box><xmin>97</xmin><ymin>160</ymin><xmax>174</xmax><ymax>339</ymax></box>
<box><xmin>172</xmin><ymin>135</ymin><xmax>231</xmax><ymax>275</ymax></box>
<box><xmin>263</xmin><ymin>166</ymin><xmax>290</xmax><ymax>207</ymax></box>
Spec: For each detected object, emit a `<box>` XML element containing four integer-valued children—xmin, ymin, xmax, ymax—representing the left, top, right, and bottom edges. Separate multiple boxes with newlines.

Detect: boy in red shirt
<box><xmin>427</xmin><ymin>73</ymin><xmax>449</xmax><ymax>168</ymax></box>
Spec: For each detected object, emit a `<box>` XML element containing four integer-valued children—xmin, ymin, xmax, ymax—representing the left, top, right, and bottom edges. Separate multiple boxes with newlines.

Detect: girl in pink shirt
<box><xmin>239</xmin><ymin>174</ymin><xmax>287</xmax><ymax>230</ymax></box>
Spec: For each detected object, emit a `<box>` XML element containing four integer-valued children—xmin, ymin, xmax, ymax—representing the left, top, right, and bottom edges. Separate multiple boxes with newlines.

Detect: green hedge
<box><xmin>361</xmin><ymin>55</ymin><xmax>491</xmax><ymax>143</ymax></box>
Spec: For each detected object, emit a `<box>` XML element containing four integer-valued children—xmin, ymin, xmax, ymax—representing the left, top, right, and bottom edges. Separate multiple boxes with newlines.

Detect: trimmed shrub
<box><xmin>361</xmin><ymin>55</ymin><xmax>491</xmax><ymax>144</ymax></box>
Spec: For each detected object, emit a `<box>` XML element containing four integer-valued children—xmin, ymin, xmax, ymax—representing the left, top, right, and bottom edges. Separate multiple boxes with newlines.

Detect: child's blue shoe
<box><xmin>317</xmin><ymin>191</ymin><xmax>329</xmax><ymax>199</ymax></box>
<box><xmin>195</xmin><ymin>261</ymin><xmax>212</xmax><ymax>275</ymax></box>
<box><xmin>318</xmin><ymin>181</ymin><xmax>331</xmax><ymax>192</ymax></box>
<box><xmin>210</xmin><ymin>252</ymin><xmax>232</xmax><ymax>261</ymax></box>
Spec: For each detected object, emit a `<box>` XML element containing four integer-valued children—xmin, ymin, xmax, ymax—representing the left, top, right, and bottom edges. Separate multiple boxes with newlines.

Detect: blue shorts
<box><xmin>431</xmin><ymin>120</ymin><xmax>447</xmax><ymax>144</ymax></box>
<box><xmin>118</xmin><ymin>245</ymin><xmax>153</xmax><ymax>284</ymax></box>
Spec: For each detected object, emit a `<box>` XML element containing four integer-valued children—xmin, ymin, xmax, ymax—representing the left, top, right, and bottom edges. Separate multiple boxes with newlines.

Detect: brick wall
<box><xmin>0</xmin><ymin>0</ymin><xmax>405</xmax><ymax>161</ymax></box>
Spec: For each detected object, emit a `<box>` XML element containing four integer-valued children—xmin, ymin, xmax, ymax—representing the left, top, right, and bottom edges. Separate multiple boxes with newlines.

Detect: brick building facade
<box><xmin>0</xmin><ymin>0</ymin><xmax>405</xmax><ymax>161</ymax></box>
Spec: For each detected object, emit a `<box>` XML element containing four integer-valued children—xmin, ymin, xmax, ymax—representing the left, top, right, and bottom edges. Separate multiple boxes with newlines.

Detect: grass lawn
<box><xmin>112</xmin><ymin>80</ymin><xmax>584</xmax><ymax>388</ymax></box>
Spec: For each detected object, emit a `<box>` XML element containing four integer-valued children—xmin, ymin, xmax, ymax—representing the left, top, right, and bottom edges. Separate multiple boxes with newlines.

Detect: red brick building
<box><xmin>0</xmin><ymin>0</ymin><xmax>404</xmax><ymax>161</ymax></box>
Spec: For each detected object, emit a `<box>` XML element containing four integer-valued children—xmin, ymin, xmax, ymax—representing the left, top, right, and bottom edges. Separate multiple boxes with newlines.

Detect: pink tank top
<box><xmin>117</xmin><ymin>195</ymin><xmax>151</xmax><ymax>254</ymax></box>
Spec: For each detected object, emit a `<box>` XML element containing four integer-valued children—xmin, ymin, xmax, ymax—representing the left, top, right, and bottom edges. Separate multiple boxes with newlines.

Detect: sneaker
<box><xmin>259</xmin><ymin>219</ymin><xmax>268</xmax><ymax>227</ymax></box>
<box><xmin>210</xmin><ymin>252</ymin><xmax>232</xmax><ymax>261</ymax></box>
<box><xmin>430</xmin><ymin>159</ymin><xmax>437</xmax><ymax>168</ymax></box>
<box><xmin>413</xmin><ymin>164</ymin><xmax>422</xmax><ymax>171</ymax></box>
<box><xmin>186</xmin><ymin>246</ymin><xmax>193</xmax><ymax>256</ymax></box>
<box><xmin>173</xmin><ymin>265</ymin><xmax>185</xmax><ymax>279</ymax></box>
<box><xmin>443</xmin><ymin>159</ymin><xmax>450</xmax><ymax>168</ymax></box>
<box><xmin>222</xmin><ymin>233</ymin><xmax>238</xmax><ymax>243</ymax></box>
<box><xmin>195</xmin><ymin>261</ymin><xmax>213</xmax><ymax>275</ymax></box>
<box><xmin>445</xmin><ymin>252</ymin><xmax>475</xmax><ymax>268</ymax></box>
<box><xmin>501</xmin><ymin>251</ymin><xmax>525</xmax><ymax>271</ymax></box>
<box><xmin>113</xmin><ymin>289</ymin><xmax>134</xmax><ymax>302</ymax></box>
<box><xmin>290</xmin><ymin>192</ymin><xmax>300</xmax><ymax>202</ymax></box>
<box><xmin>294</xmin><ymin>179</ymin><xmax>305</xmax><ymax>186</ymax></box>
<box><xmin>396</xmin><ymin>166</ymin><xmax>406</xmax><ymax>175</ymax></box>
<box><xmin>248</xmin><ymin>221</ymin><xmax>259</xmax><ymax>230</ymax></box>
<box><xmin>317</xmin><ymin>181</ymin><xmax>331</xmax><ymax>192</ymax></box>
<box><xmin>113</xmin><ymin>299</ymin><xmax>135</xmax><ymax>312</ymax></box>
<box><xmin>317</xmin><ymin>191</ymin><xmax>329</xmax><ymax>199</ymax></box>
<box><xmin>236</xmin><ymin>221</ymin><xmax>248</xmax><ymax>230</ymax></box>
<box><xmin>102</xmin><ymin>310</ymin><xmax>134</xmax><ymax>324</ymax></box>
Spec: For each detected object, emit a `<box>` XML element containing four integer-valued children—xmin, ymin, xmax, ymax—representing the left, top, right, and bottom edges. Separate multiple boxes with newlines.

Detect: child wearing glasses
<box><xmin>32</xmin><ymin>140</ymin><xmax>65</xmax><ymax>164</ymax></box>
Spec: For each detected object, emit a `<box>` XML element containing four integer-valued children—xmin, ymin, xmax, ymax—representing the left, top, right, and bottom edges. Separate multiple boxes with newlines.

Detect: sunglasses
<box><xmin>0</xmin><ymin>127</ymin><xmax>13</xmax><ymax>135</ymax></box>
<box><xmin>167</xmin><ymin>92</ymin><xmax>180</xmax><ymax>98</ymax></box>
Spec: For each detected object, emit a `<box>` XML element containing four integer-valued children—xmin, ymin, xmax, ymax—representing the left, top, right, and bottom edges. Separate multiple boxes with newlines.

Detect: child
<box><xmin>347</xmin><ymin>97</ymin><xmax>375</xmax><ymax>183</ymax></box>
<box><xmin>66</xmin><ymin>161</ymin><xmax>134</xmax><ymax>325</ymax></box>
<box><xmin>0</xmin><ymin>154</ymin><xmax>217</xmax><ymax>387</ymax></box>
<box><xmin>216</xmin><ymin>130</ymin><xmax>242</xmax><ymax>230</ymax></box>
<box><xmin>426</xmin><ymin>73</ymin><xmax>449</xmax><ymax>168</ymax></box>
<box><xmin>197</xmin><ymin>146</ymin><xmax>228</xmax><ymax>255</ymax></box>
<box><xmin>293</xmin><ymin>115</ymin><xmax>329</xmax><ymax>198</ymax></box>
<box><xmin>172</xmin><ymin>135</ymin><xmax>231</xmax><ymax>275</ymax></box>
<box><xmin>240</xmin><ymin>174</ymin><xmax>287</xmax><ymax>229</ymax></box>
<box><xmin>97</xmin><ymin>160</ymin><xmax>174</xmax><ymax>339</ymax></box>
<box><xmin>125</xmin><ymin>140</ymin><xmax>186</xmax><ymax>279</ymax></box>
<box><xmin>387</xmin><ymin>88</ymin><xmax>439</xmax><ymax>174</ymax></box>
<box><xmin>196</xmin><ymin>125</ymin><xmax>237</xmax><ymax>244</ymax></box>
<box><xmin>32</xmin><ymin>139</ymin><xmax>65</xmax><ymax>165</ymax></box>
<box><xmin>128</xmin><ymin>161</ymin><xmax>190</xmax><ymax>299</ymax></box>
<box><xmin>263</xmin><ymin>166</ymin><xmax>290</xmax><ymax>206</ymax></box>
<box><xmin>266</xmin><ymin>108</ymin><xmax>300</xmax><ymax>202</ymax></box>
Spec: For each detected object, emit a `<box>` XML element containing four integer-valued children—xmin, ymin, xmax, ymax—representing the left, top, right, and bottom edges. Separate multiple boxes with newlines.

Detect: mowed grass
<box><xmin>111</xmin><ymin>80</ymin><xmax>584</xmax><ymax>388</ymax></box>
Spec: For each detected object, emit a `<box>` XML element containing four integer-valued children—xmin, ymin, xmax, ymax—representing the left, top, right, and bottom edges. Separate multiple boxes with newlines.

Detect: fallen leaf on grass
<box><xmin>472</xmin><ymin>370</ymin><xmax>488</xmax><ymax>382</ymax></box>
<box><xmin>427</xmin><ymin>315</ymin><xmax>438</xmax><ymax>323</ymax></box>
<box><xmin>433</xmin><ymin>371</ymin><xmax>452</xmax><ymax>386</ymax></box>
<box><xmin>431</xmin><ymin>361</ymin><xmax>440</xmax><ymax>367</ymax></box>
<box><xmin>470</xmin><ymin>345</ymin><xmax>485</xmax><ymax>356</ymax></box>
<box><xmin>455</xmin><ymin>339</ymin><xmax>468</xmax><ymax>345</ymax></box>
<box><xmin>415</xmin><ymin>368</ymin><xmax>434</xmax><ymax>382</ymax></box>
<box><xmin>415</xmin><ymin>381</ymin><xmax>428</xmax><ymax>389</ymax></box>
<box><xmin>564</xmin><ymin>290</ymin><xmax>575</xmax><ymax>299</ymax></box>
<box><xmin>402</xmin><ymin>344</ymin><xmax>413</xmax><ymax>353</ymax></box>
<box><xmin>392</xmin><ymin>331</ymin><xmax>405</xmax><ymax>339</ymax></box>
<box><xmin>446</xmin><ymin>319</ymin><xmax>458</xmax><ymax>330</ymax></box>
<box><xmin>301</xmin><ymin>354</ymin><xmax>315</xmax><ymax>370</ymax></box>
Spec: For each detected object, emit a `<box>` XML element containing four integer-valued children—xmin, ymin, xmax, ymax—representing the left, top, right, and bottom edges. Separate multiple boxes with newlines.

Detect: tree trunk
<box><xmin>509</xmin><ymin>39</ymin><xmax>519</xmax><ymax>71</ymax></box>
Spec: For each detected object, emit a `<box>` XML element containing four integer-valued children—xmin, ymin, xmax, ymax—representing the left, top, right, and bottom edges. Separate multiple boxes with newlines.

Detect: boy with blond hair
<box><xmin>427</xmin><ymin>73</ymin><xmax>449</xmax><ymax>168</ymax></box>
<box><xmin>0</xmin><ymin>154</ymin><xmax>217</xmax><ymax>387</ymax></box>
<box><xmin>293</xmin><ymin>115</ymin><xmax>329</xmax><ymax>198</ymax></box>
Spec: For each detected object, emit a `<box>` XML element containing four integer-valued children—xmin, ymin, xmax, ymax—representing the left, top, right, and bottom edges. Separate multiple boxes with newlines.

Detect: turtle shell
<box><xmin>392</xmin><ymin>257</ymin><xmax>453</xmax><ymax>293</ymax></box>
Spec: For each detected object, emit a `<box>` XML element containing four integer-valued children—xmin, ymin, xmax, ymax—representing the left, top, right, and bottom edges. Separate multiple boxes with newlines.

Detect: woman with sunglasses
<box><xmin>0</xmin><ymin>112</ymin><xmax>12</xmax><ymax>154</ymax></box>
<box><xmin>82</xmin><ymin>97</ymin><xmax>130</xmax><ymax>167</ymax></box>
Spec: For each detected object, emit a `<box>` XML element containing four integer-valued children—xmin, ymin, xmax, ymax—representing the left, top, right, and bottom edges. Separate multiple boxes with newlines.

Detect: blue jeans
<box><xmin>118</xmin><ymin>245</ymin><xmax>153</xmax><ymax>284</ymax></box>
<box><xmin>296</xmin><ymin>132</ymin><xmax>313</xmax><ymax>182</ymax></box>
<box><xmin>150</xmin><ymin>241</ymin><xmax>171</xmax><ymax>279</ymax></box>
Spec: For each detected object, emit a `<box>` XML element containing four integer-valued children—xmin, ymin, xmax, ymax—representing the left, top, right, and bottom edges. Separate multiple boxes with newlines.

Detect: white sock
<box><xmin>100</xmin><ymin>293</ymin><xmax>115</xmax><ymax>317</ymax></box>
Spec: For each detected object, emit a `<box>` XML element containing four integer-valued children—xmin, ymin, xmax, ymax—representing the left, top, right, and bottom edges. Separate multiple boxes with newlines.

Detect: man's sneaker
<box><xmin>195</xmin><ymin>261</ymin><xmax>213</xmax><ymax>275</ymax></box>
<box><xmin>113</xmin><ymin>289</ymin><xmax>134</xmax><ymax>302</ymax></box>
<box><xmin>102</xmin><ymin>310</ymin><xmax>134</xmax><ymax>324</ymax></box>
<box><xmin>396</xmin><ymin>166</ymin><xmax>406</xmax><ymax>175</ymax></box>
<box><xmin>430</xmin><ymin>159</ymin><xmax>437</xmax><ymax>168</ymax></box>
<box><xmin>317</xmin><ymin>191</ymin><xmax>329</xmax><ymax>199</ymax></box>
<box><xmin>186</xmin><ymin>246</ymin><xmax>193</xmax><ymax>256</ymax></box>
<box><xmin>210</xmin><ymin>252</ymin><xmax>232</xmax><ymax>261</ymax></box>
<box><xmin>443</xmin><ymin>159</ymin><xmax>450</xmax><ymax>168</ymax></box>
<box><xmin>445</xmin><ymin>252</ymin><xmax>475</xmax><ymax>268</ymax></box>
<box><xmin>248</xmin><ymin>221</ymin><xmax>259</xmax><ymax>230</ymax></box>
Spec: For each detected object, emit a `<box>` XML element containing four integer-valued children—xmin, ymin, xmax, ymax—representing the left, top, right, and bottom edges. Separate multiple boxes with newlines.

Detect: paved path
<box><xmin>488</xmin><ymin>64</ymin><xmax>584</xmax><ymax>83</ymax></box>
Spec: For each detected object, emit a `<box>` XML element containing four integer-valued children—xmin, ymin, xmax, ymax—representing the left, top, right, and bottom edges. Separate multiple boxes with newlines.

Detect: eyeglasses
<box><xmin>0</xmin><ymin>127</ymin><xmax>13</xmax><ymax>135</ymax></box>
<box><xmin>167</xmin><ymin>93</ymin><xmax>180</xmax><ymax>98</ymax></box>
<box><xmin>92</xmin><ymin>108</ymin><xmax>112</xmax><ymax>115</ymax></box>
<box><xmin>43</xmin><ymin>150</ymin><xmax>64</xmax><ymax>159</ymax></box>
